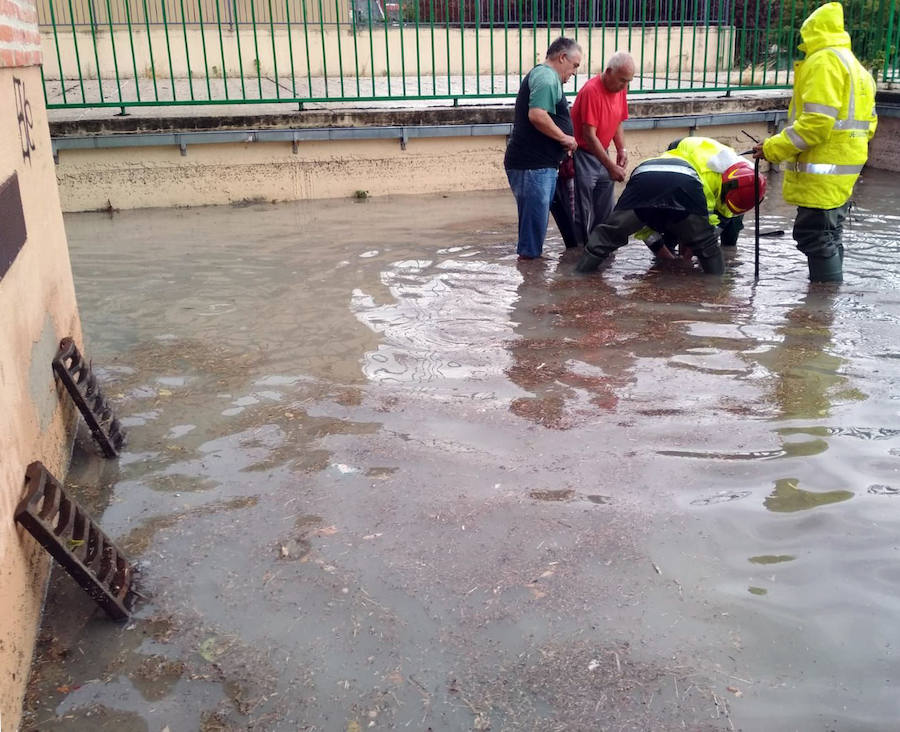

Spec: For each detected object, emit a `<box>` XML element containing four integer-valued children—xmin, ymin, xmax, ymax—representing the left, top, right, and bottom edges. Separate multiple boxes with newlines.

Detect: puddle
<box><xmin>23</xmin><ymin>174</ymin><xmax>900</xmax><ymax>730</ymax></box>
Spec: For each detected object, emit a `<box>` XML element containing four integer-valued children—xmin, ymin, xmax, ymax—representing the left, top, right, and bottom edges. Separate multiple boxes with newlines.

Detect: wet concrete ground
<box><xmin>22</xmin><ymin>169</ymin><xmax>900</xmax><ymax>731</ymax></box>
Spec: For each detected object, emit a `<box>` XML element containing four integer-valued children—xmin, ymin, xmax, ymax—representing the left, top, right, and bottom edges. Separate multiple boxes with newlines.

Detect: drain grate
<box><xmin>52</xmin><ymin>337</ymin><xmax>126</xmax><ymax>458</ymax></box>
<box><xmin>16</xmin><ymin>462</ymin><xmax>137</xmax><ymax>621</ymax></box>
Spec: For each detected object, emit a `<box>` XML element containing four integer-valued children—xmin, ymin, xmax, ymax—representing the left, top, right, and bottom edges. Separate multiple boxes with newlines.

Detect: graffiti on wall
<box><xmin>14</xmin><ymin>77</ymin><xmax>36</xmax><ymax>165</ymax></box>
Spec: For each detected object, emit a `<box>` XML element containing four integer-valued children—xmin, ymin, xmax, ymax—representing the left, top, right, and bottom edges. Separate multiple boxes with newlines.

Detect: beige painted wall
<box><xmin>868</xmin><ymin>116</ymin><xmax>900</xmax><ymax>172</ymax></box>
<box><xmin>41</xmin><ymin>25</ymin><xmax>734</xmax><ymax>81</ymax></box>
<box><xmin>54</xmin><ymin>121</ymin><xmax>772</xmax><ymax>212</ymax></box>
<box><xmin>0</xmin><ymin>65</ymin><xmax>82</xmax><ymax>730</ymax></box>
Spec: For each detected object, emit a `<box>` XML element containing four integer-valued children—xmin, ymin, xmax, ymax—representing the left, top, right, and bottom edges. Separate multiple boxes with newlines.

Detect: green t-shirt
<box><xmin>527</xmin><ymin>64</ymin><xmax>563</xmax><ymax>114</ymax></box>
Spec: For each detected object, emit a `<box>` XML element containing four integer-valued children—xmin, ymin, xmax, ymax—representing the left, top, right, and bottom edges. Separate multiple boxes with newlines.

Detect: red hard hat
<box><xmin>721</xmin><ymin>162</ymin><xmax>766</xmax><ymax>214</ymax></box>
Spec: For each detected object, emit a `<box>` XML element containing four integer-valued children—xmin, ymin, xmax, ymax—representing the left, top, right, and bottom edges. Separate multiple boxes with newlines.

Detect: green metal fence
<box><xmin>39</xmin><ymin>0</ymin><xmax>899</xmax><ymax>110</ymax></box>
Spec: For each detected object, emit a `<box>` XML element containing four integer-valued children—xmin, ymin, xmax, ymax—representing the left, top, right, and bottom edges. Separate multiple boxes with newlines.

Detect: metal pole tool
<box><xmin>754</xmin><ymin>156</ymin><xmax>761</xmax><ymax>279</ymax></box>
<box><xmin>740</xmin><ymin>130</ymin><xmax>762</xmax><ymax>280</ymax></box>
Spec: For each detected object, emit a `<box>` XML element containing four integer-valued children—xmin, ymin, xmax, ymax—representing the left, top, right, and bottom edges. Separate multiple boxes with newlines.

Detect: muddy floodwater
<box><xmin>23</xmin><ymin>169</ymin><xmax>900</xmax><ymax>731</ymax></box>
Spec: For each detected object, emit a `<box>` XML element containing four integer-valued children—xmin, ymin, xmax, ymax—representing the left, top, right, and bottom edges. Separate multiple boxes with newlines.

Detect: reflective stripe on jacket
<box><xmin>762</xmin><ymin>2</ymin><xmax>877</xmax><ymax>209</ymax></box>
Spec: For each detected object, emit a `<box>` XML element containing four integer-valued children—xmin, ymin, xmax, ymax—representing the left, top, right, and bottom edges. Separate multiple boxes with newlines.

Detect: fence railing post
<box><xmin>885</xmin><ymin>0</ymin><xmax>897</xmax><ymax>83</ymax></box>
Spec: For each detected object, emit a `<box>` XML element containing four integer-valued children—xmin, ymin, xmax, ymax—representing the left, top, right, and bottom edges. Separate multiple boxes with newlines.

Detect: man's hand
<box><xmin>751</xmin><ymin>142</ymin><xmax>767</xmax><ymax>161</ymax></box>
<box><xmin>616</xmin><ymin>148</ymin><xmax>628</xmax><ymax>168</ymax></box>
<box><xmin>605</xmin><ymin>162</ymin><xmax>627</xmax><ymax>182</ymax></box>
<box><xmin>528</xmin><ymin>108</ymin><xmax>578</xmax><ymax>153</ymax></box>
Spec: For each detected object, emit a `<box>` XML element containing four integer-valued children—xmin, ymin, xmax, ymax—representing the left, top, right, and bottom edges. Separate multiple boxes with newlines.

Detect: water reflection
<box><xmin>748</xmin><ymin>554</ymin><xmax>796</xmax><ymax>565</ymax></box>
<box><xmin>757</xmin><ymin>285</ymin><xmax>863</xmax><ymax>420</ymax></box>
<box><xmin>503</xmin><ymin>251</ymin><xmax>743</xmax><ymax>429</ymax></box>
<box><xmin>754</xmin><ymin>285</ymin><xmax>864</xmax><ymax>512</ymax></box>
<box><xmin>504</xmin><ymin>252</ymin><xmax>625</xmax><ymax>429</ymax></box>
<box><xmin>763</xmin><ymin>477</ymin><xmax>853</xmax><ymax>512</ymax></box>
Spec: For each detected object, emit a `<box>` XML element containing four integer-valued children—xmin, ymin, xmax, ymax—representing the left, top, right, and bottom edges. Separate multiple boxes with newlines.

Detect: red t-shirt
<box><xmin>570</xmin><ymin>75</ymin><xmax>629</xmax><ymax>149</ymax></box>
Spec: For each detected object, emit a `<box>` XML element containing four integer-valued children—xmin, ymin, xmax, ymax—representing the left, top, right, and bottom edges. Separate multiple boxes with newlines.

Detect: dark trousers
<box><xmin>573</xmin><ymin>149</ymin><xmax>616</xmax><ymax>245</ymax></box>
<box><xmin>549</xmin><ymin>176</ymin><xmax>579</xmax><ymax>249</ymax></box>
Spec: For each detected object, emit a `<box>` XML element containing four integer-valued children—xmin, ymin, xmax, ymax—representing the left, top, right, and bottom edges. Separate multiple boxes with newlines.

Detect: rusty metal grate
<box><xmin>52</xmin><ymin>337</ymin><xmax>126</xmax><ymax>458</ymax></box>
<box><xmin>16</xmin><ymin>461</ymin><xmax>137</xmax><ymax>621</ymax></box>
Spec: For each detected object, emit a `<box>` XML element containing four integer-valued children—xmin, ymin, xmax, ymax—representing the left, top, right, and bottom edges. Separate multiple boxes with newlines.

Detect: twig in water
<box><xmin>458</xmin><ymin>694</ymin><xmax>481</xmax><ymax>715</ymax></box>
<box><xmin>408</xmin><ymin>675</ymin><xmax>430</xmax><ymax>698</ymax></box>
<box><xmin>712</xmin><ymin>668</ymin><xmax>753</xmax><ymax>685</ymax></box>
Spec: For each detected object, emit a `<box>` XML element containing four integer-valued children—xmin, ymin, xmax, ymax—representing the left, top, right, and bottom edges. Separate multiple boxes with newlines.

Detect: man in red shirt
<box><xmin>570</xmin><ymin>51</ymin><xmax>635</xmax><ymax>246</ymax></box>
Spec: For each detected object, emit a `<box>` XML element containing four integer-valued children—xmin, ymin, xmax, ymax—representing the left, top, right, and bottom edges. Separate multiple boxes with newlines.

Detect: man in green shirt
<box><xmin>504</xmin><ymin>37</ymin><xmax>581</xmax><ymax>260</ymax></box>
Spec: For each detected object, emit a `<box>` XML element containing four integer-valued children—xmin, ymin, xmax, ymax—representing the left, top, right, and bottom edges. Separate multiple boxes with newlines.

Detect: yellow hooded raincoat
<box><xmin>762</xmin><ymin>2</ymin><xmax>877</xmax><ymax>210</ymax></box>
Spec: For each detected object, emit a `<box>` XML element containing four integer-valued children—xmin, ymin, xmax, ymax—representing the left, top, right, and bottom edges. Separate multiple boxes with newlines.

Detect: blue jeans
<box><xmin>506</xmin><ymin>167</ymin><xmax>558</xmax><ymax>258</ymax></box>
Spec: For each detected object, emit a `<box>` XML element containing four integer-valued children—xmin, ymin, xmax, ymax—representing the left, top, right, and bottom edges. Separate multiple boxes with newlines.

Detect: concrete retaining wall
<box><xmin>50</xmin><ymin>95</ymin><xmax>790</xmax><ymax>211</ymax></box>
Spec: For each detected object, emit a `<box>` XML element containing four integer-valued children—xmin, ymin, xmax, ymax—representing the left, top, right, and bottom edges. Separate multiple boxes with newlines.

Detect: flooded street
<box><xmin>23</xmin><ymin>169</ymin><xmax>900</xmax><ymax>731</ymax></box>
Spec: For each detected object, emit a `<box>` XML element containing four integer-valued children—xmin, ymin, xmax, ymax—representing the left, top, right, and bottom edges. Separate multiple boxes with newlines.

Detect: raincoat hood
<box><xmin>798</xmin><ymin>2</ymin><xmax>851</xmax><ymax>56</ymax></box>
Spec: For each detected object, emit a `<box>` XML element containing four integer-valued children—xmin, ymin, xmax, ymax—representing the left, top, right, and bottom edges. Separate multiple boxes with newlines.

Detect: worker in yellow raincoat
<box><xmin>753</xmin><ymin>2</ymin><xmax>877</xmax><ymax>283</ymax></box>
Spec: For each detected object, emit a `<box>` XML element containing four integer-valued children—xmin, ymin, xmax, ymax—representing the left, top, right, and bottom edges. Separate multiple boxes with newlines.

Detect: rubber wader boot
<box><xmin>718</xmin><ymin>217</ymin><xmax>742</xmax><ymax>248</ymax></box>
<box><xmin>697</xmin><ymin>248</ymin><xmax>725</xmax><ymax>274</ymax></box>
<box><xmin>575</xmin><ymin>248</ymin><xmax>606</xmax><ymax>273</ymax></box>
<box><xmin>808</xmin><ymin>253</ymin><xmax>843</xmax><ymax>283</ymax></box>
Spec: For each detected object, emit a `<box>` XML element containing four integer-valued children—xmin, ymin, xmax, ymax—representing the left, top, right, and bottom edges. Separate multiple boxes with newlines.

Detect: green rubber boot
<box><xmin>575</xmin><ymin>249</ymin><xmax>607</xmax><ymax>273</ymax></box>
<box><xmin>697</xmin><ymin>248</ymin><xmax>725</xmax><ymax>274</ymax></box>
<box><xmin>808</xmin><ymin>253</ymin><xmax>843</xmax><ymax>283</ymax></box>
<box><xmin>718</xmin><ymin>216</ymin><xmax>743</xmax><ymax>248</ymax></box>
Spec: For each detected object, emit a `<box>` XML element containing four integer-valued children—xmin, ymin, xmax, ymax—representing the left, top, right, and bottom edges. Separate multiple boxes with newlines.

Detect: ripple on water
<box><xmin>352</xmin><ymin>258</ymin><xmax>519</xmax><ymax>386</ymax></box>
<box><xmin>779</xmin><ymin>425</ymin><xmax>900</xmax><ymax>440</ymax></box>
<box><xmin>659</xmin><ymin>437</ymin><xmax>829</xmax><ymax>461</ymax></box>
<box><xmin>867</xmin><ymin>484</ymin><xmax>900</xmax><ymax>495</ymax></box>
<box><xmin>660</xmin><ymin>448</ymin><xmax>785</xmax><ymax>460</ymax></box>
